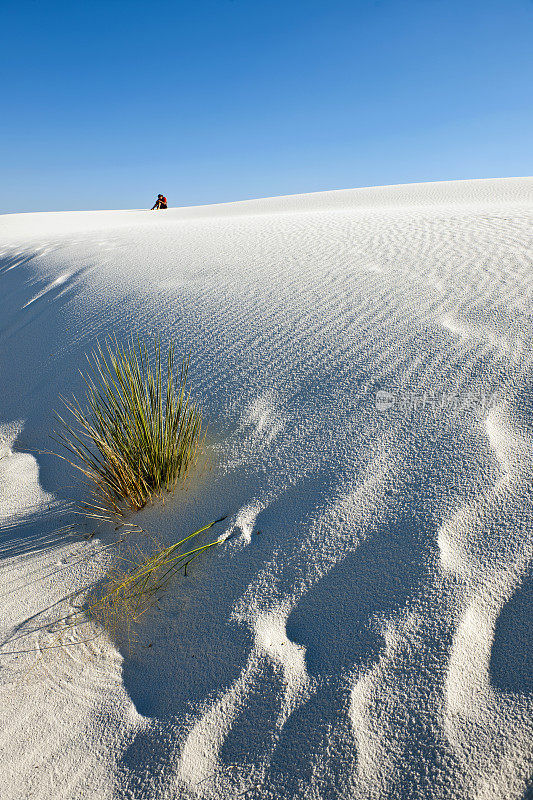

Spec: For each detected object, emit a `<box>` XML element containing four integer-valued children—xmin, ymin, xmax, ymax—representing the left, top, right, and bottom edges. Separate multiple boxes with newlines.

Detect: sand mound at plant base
<box><xmin>0</xmin><ymin>177</ymin><xmax>532</xmax><ymax>799</ymax></box>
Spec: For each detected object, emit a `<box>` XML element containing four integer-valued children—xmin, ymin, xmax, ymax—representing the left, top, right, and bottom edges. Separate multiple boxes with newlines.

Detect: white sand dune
<box><xmin>0</xmin><ymin>177</ymin><xmax>532</xmax><ymax>799</ymax></box>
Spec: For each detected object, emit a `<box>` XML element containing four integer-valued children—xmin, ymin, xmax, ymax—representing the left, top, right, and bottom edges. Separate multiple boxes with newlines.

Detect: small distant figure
<box><xmin>151</xmin><ymin>194</ymin><xmax>168</xmax><ymax>210</ymax></box>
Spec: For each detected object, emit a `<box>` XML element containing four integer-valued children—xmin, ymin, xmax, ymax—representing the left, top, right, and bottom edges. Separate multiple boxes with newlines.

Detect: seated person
<box><xmin>151</xmin><ymin>194</ymin><xmax>168</xmax><ymax>210</ymax></box>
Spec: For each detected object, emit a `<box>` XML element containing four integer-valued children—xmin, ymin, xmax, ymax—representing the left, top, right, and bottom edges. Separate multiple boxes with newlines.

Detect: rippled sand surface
<box><xmin>0</xmin><ymin>178</ymin><xmax>532</xmax><ymax>799</ymax></box>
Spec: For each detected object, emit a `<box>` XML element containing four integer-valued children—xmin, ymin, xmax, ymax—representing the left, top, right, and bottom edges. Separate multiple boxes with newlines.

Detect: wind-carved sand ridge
<box><xmin>0</xmin><ymin>178</ymin><xmax>532</xmax><ymax>799</ymax></box>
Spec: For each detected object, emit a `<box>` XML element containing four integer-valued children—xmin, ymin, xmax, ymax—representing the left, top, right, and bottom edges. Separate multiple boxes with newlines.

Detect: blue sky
<box><xmin>1</xmin><ymin>0</ymin><xmax>531</xmax><ymax>212</ymax></box>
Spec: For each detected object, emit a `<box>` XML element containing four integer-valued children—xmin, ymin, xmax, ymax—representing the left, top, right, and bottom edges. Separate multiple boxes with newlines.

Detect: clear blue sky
<box><xmin>1</xmin><ymin>0</ymin><xmax>531</xmax><ymax>213</ymax></box>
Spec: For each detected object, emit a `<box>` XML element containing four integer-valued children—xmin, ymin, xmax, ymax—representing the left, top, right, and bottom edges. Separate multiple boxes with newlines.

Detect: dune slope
<box><xmin>0</xmin><ymin>178</ymin><xmax>532</xmax><ymax>799</ymax></box>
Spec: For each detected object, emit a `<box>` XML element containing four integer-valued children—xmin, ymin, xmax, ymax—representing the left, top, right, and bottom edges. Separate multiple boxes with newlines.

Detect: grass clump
<box><xmin>55</xmin><ymin>337</ymin><xmax>205</xmax><ymax>518</ymax></box>
<box><xmin>0</xmin><ymin>342</ymin><xmax>227</xmax><ymax>657</ymax></box>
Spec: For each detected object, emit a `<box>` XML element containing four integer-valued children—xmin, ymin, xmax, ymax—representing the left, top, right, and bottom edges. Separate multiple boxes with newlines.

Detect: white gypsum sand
<box><xmin>0</xmin><ymin>177</ymin><xmax>532</xmax><ymax>799</ymax></box>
